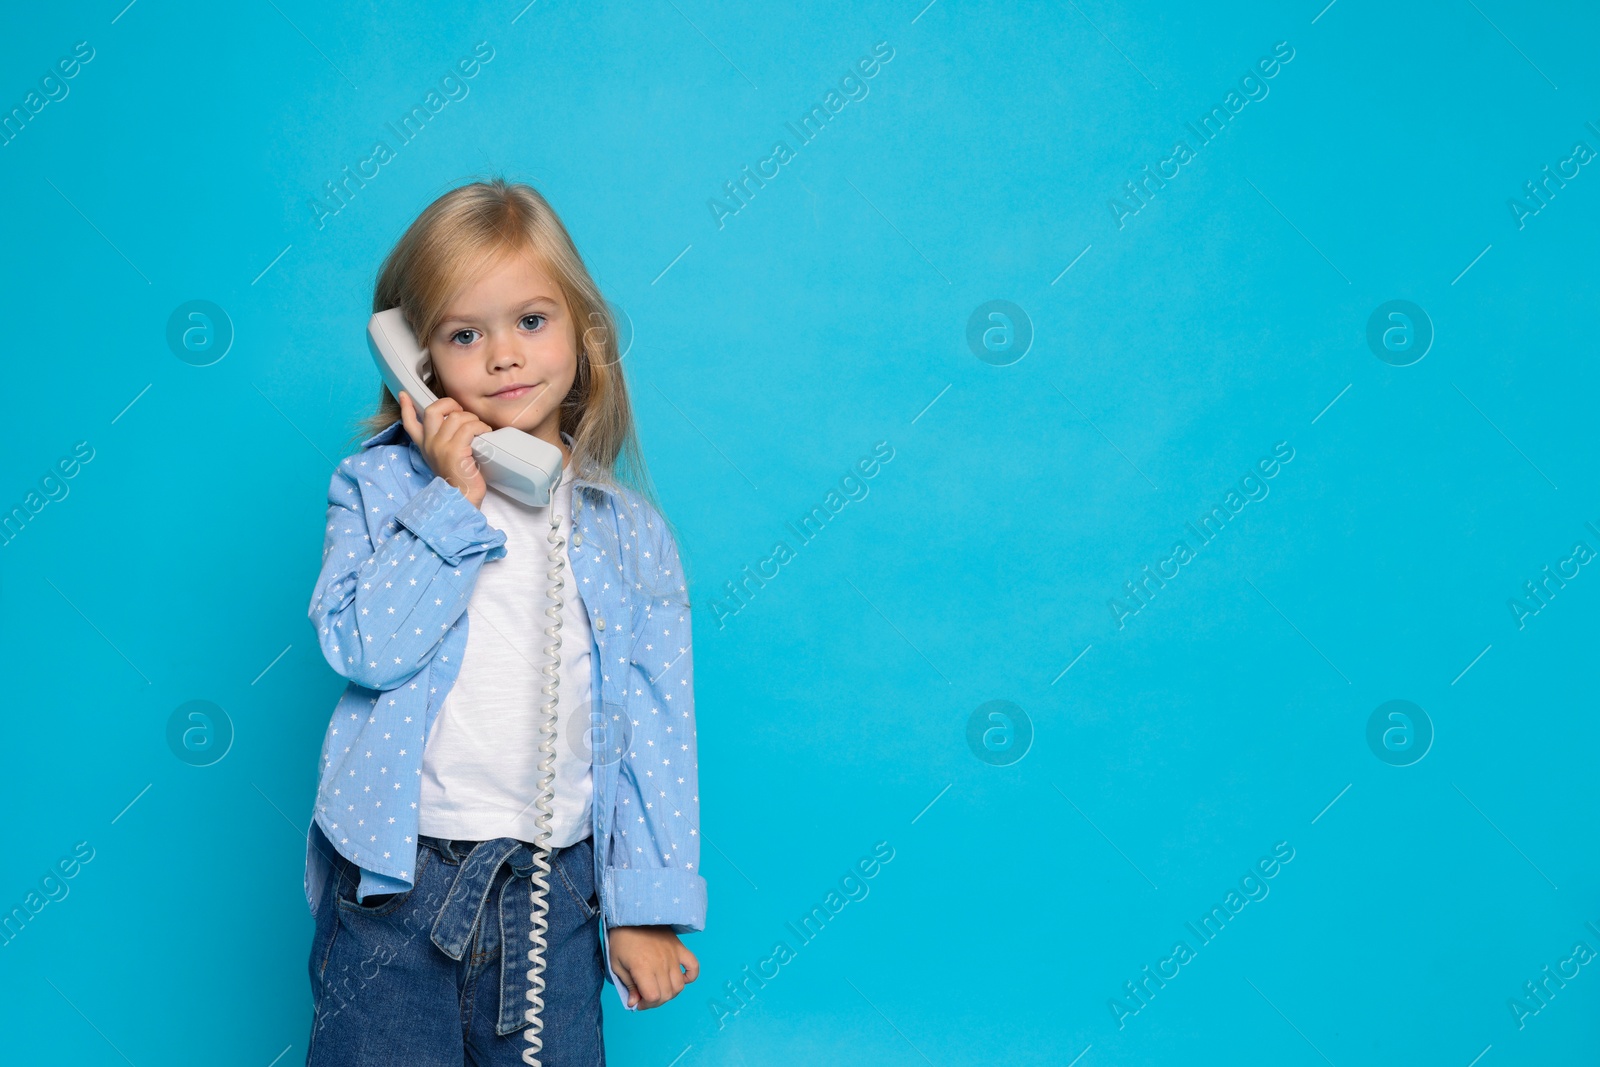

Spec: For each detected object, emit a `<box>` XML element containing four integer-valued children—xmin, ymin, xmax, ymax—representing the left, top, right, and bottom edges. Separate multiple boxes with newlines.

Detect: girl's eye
<box><xmin>520</xmin><ymin>313</ymin><xmax>546</xmax><ymax>332</ymax></box>
<box><xmin>450</xmin><ymin>328</ymin><xmax>479</xmax><ymax>346</ymax></box>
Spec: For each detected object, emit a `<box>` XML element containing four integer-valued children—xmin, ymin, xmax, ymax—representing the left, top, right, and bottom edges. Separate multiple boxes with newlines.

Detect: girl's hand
<box><xmin>397</xmin><ymin>390</ymin><xmax>491</xmax><ymax>509</ymax></box>
<box><xmin>607</xmin><ymin>926</ymin><xmax>699</xmax><ymax>1009</ymax></box>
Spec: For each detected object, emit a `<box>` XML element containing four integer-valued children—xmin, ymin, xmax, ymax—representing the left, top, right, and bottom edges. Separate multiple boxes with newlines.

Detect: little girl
<box><xmin>302</xmin><ymin>178</ymin><xmax>705</xmax><ymax>1066</ymax></box>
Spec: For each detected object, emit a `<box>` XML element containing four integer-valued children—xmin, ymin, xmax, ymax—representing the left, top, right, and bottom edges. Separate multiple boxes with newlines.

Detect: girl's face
<box><xmin>426</xmin><ymin>247</ymin><xmax>578</xmax><ymax>461</ymax></box>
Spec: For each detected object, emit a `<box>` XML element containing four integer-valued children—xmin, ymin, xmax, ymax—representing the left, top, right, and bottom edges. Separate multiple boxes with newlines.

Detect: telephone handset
<box><xmin>366</xmin><ymin>306</ymin><xmax>565</xmax><ymax>507</ymax></box>
<box><xmin>367</xmin><ymin>305</ymin><xmax>567</xmax><ymax>1064</ymax></box>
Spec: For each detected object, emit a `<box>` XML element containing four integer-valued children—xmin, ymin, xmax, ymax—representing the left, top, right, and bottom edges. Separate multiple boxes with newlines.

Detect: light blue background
<box><xmin>1</xmin><ymin>1</ymin><xmax>1596</xmax><ymax>1064</ymax></box>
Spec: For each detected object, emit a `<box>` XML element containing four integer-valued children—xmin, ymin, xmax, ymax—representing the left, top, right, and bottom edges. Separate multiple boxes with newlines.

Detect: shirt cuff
<box><xmin>392</xmin><ymin>476</ymin><xmax>507</xmax><ymax>566</ymax></box>
<box><xmin>603</xmin><ymin>866</ymin><xmax>707</xmax><ymax>933</ymax></box>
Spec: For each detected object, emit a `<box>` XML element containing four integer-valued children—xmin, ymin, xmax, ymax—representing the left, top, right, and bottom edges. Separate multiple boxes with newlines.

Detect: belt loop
<box><xmin>425</xmin><ymin>835</ymin><xmax>457</xmax><ymax>864</ymax></box>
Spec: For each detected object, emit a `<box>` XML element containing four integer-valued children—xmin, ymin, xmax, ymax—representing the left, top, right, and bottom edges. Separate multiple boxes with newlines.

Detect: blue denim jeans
<box><xmin>306</xmin><ymin>825</ymin><xmax>605</xmax><ymax>1066</ymax></box>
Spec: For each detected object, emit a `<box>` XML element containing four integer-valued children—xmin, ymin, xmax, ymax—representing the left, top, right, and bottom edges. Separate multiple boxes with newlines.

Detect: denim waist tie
<box><xmin>424</xmin><ymin>835</ymin><xmax>564</xmax><ymax>1037</ymax></box>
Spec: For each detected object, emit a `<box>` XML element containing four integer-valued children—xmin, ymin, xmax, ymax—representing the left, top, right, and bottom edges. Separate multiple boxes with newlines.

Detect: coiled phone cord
<box><xmin>521</xmin><ymin>502</ymin><xmax>566</xmax><ymax>1066</ymax></box>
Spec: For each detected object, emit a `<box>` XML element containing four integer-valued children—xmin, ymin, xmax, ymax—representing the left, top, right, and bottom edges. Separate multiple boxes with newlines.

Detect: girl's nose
<box><xmin>486</xmin><ymin>331</ymin><xmax>521</xmax><ymax>369</ymax></box>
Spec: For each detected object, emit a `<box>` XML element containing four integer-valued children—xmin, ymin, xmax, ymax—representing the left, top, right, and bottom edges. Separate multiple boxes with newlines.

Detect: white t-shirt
<box><xmin>418</xmin><ymin>466</ymin><xmax>594</xmax><ymax>847</ymax></box>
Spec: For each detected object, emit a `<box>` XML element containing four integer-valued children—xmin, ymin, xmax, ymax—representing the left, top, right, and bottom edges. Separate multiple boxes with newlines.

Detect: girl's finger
<box><xmin>424</xmin><ymin>395</ymin><xmax>458</xmax><ymax>439</ymax></box>
<box><xmin>442</xmin><ymin>411</ymin><xmax>490</xmax><ymax>451</ymax></box>
<box><xmin>448</xmin><ymin>413</ymin><xmax>491</xmax><ymax>455</ymax></box>
<box><xmin>433</xmin><ymin>409</ymin><xmax>471</xmax><ymax>448</ymax></box>
<box><xmin>611</xmin><ymin>961</ymin><xmax>639</xmax><ymax>1007</ymax></box>
<box><xmin>397</xmin><ymin>392</ymin><xmax>422</xmax><ymax>446</ymax></box>
<box><xmin>678</xmin><ymin>947</ymin><xmax>699</xmax><ymax>983</ymax></box>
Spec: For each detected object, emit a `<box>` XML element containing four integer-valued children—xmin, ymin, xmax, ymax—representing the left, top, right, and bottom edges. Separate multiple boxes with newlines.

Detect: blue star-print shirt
<box><xmin>303</xmin><ymin>419</ymin><xmax>705</xmax><ymax>1001</ymax></box>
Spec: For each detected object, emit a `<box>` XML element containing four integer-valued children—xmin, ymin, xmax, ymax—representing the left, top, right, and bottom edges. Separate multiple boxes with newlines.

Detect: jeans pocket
<box><xmin>555</xmin><ymin>843</ymin><xmax>599</xmax><ymax>921</ymax></box>
<box><xmin>334</xmin><ymin>844</ymin><xmax>431</xmax><ymax>919</ymax></box>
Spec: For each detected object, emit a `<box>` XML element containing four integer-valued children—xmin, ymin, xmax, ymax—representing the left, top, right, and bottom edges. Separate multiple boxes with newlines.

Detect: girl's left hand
<box><xmin>607</xmin><ymin>926</ymin><xmax>699</xmax><ymax>1009</ymax></box>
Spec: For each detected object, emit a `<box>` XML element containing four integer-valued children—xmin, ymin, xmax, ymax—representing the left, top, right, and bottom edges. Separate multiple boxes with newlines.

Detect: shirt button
<box><xmin>595</xmin><ymin>617</ymin><xmax>606</xmax><ymax>630</ymax></box>
<box><xmin>573</xmin><ymin>532</ymin><xmax>583</xmax><ymax>546</ymax></box>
